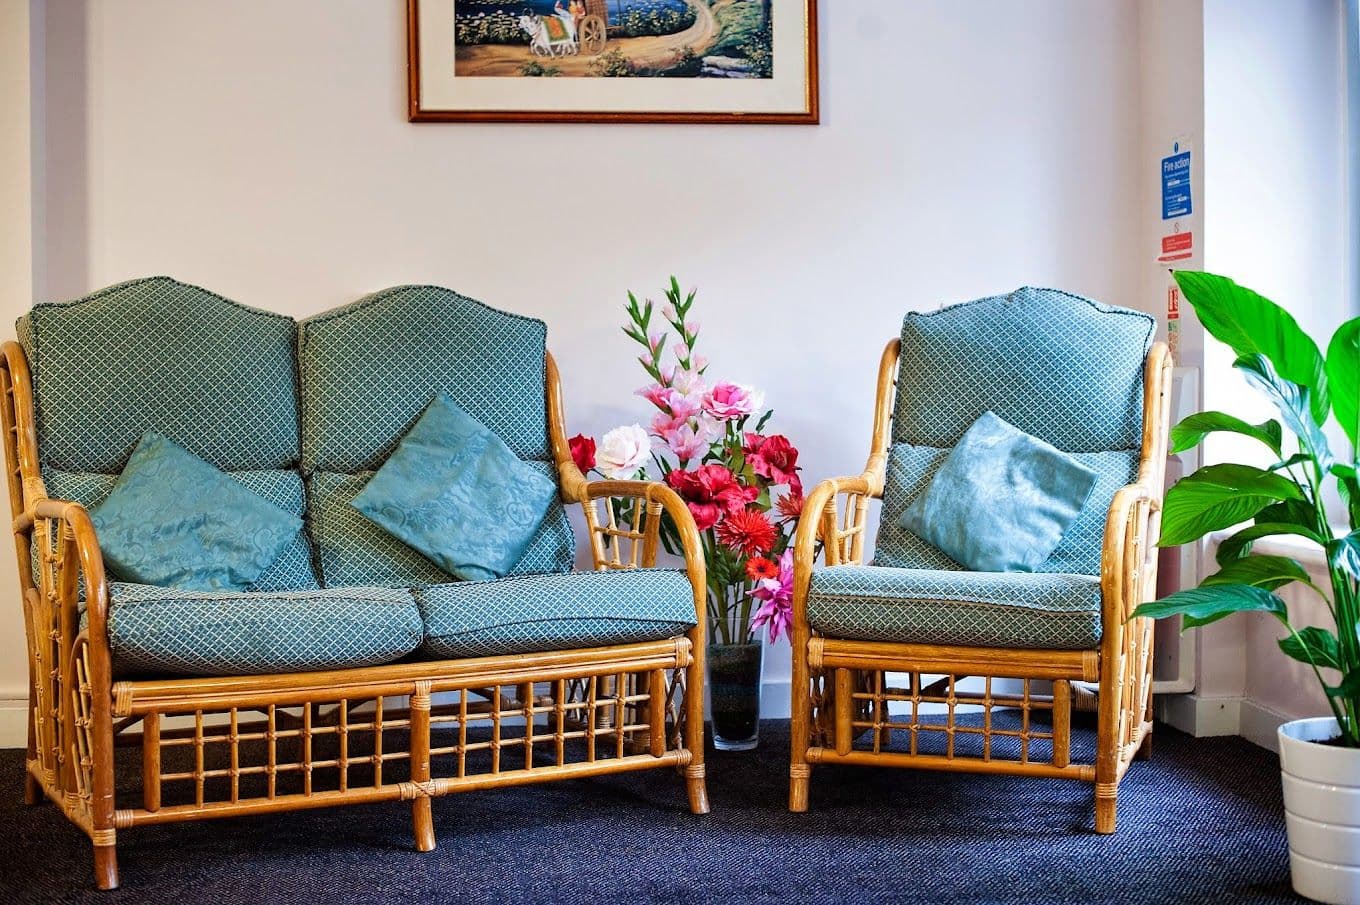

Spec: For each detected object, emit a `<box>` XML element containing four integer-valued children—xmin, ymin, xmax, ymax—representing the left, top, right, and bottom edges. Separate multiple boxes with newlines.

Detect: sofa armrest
<box><xmin>15</xmin><ymin>497</ymin><xmax>113</xmax><ymax>665</ymax></box>
<box><xmin>1100</xmin><ymin>482</ymin><xmax>1161</xmax><ymax>633</ymax></box>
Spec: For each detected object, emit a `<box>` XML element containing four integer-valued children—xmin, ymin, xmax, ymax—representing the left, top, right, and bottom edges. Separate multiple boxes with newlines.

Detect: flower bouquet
<box><xmin>570</xmin><ymin>278</ymin><xmax>806</xmax><ymax>749</ymax></box>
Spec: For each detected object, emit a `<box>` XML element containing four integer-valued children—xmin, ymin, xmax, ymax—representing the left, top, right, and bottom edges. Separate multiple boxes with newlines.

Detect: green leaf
<box><xmin>1160</xmin><ymin>463</ymin><xmax>1306</xmax><ymax>547</ymax></box>
<box><xmin>1170</xmin><ymin>411</ymin><xmax>1283</xmax><ymax>456</ymax></box>
<box><xmin>1328</xmin><ymin>530</ymin><xmax>1360</xmax><ymax>580</ymax></box>
<box><xmin>1131</xmin><ymin>583</ymin><xmax>1286</xmax><ymax>629</ymax></box>
<box><xmin>1216</xmin><ymin>521</ymin><xmax>1327</xmax><ymax>565</ymax></box>
<box><xmin>1280</xmin><ymin>627</ymin><xmax>1343</xmax><ymax>671</ymax></box>
<box><xmin>1326</xmin><ymin>670</ymin><xmax>1360</xmax><ymax>699</ymax></box>
<box><xmin>1334</xmin><ymin>464</ymin><xmax>1360</xmax><ymax>529</ymax></box>
<box><xmin>1202</xmin><ymin>554</ymin><xmax>1311</xmax><ymax>591</ymax></box>
<box><xmin>1269</xmin><ymin>453</ymin><xmax>1313</xmax><ymax>473</ymax></box>
<box><xmin>1174</xmin><ymin>270</ymin><xmax>1329</xmax><ymax>421</ymax></box>
<box><xmin>1236</xmin><ymin>354</ymin><xmax>1332</xmax><ymax>468</ymax></box>
<box><xmin>1328</xmin><ymin>317</ymin><xmax>1360</xmax><ymax>450</ymax></box>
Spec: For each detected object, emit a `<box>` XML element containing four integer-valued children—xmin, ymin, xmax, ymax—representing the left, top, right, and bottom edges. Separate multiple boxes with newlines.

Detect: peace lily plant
<box><xmin>1132</xmin><ymin>271</ymin><xmax>1359</xmax><ymax>744</ymax></box>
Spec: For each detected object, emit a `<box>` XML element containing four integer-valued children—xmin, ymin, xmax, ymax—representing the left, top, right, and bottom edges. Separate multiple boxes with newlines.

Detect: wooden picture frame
<box><xmin>408</xmin><ymin>0</ymin><xmax>818</xmax><ymax>124</ymax></box>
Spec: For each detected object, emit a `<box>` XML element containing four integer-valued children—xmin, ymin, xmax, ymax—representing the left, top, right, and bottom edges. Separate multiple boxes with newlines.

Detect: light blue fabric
<box><xmin>45</xmin><ymin>467</ymin><xmax>320</xmax><ymax>591</ymax></box>
<box><xmin>17</xmin><ymin>276</ymin><xmax>300</xmax><ymax>473</ymax></box>
<box><xmin>891</xmin><ymin>287</ymin><xmax>1154</xmax><ymax>451</ymax></box>
<box><xmin>807</xmin><ymin>565</ymin><xmax>1103</xmax><ymax>650</ymax></box>
<box><xmin>100</xmin><ymin>583</ymin><xmax>422</xmax><ymax>677</ymax></box>
<box><xmin>417</xmin><ymin>569</ymin><xmax>697</xmax><ymax>659</ymax></box>
<box><xmin>90</xmin><ymin>433</ymin><xmax>303</xmax><ymax>591</ymax></box>
<box><xmin>352</xmin><ymin>395</ymin><xmax>557</xmax><ymax>582</ymax></box>
<box><xmin>899</xmin><ymin>412</ymin><xmax>1097</xmax><ymax>573</ymax></box>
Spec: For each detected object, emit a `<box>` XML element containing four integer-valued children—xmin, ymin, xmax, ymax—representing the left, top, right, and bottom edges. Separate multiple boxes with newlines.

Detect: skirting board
<box><xmin>1156</xmin><ymin>693</ymin><xmax>1242</xmax><ymax>738</ymax></box>
<box><xmin>0</xmin><ymin>699</ymin><xmax>27</xmax><ymax>750</ymax></box>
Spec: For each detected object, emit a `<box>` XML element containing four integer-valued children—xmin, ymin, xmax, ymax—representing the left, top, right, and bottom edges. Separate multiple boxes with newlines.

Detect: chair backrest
<box><xmin>874</xmin><ymin>287</ymin><xmax>1154</xmax><ymax>576</ymax></box>
<box><xmin>17</xmin><ymin>276</ymin><xmax>319</xmax><ymax>590</ymax></box>
<box><xmin>297</xmin><ymin>286</ymin><xmax>574</xmax><ymax>588</ymax></box>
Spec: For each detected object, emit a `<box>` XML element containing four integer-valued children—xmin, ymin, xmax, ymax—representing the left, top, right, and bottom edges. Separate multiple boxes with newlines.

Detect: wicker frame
<box><xmin>3</xmin><ymin>342</ymin><xmax>710</xmax><ymax>891</ymax></box>
<box><xmin>787</xmin><ymin>337</ymin><xmax>1172</xmax><ymax>832</ymax></box>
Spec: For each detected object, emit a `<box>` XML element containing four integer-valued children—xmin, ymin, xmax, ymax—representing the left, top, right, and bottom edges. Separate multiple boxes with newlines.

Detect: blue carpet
<box><xmin>3</xmin><ymin>718</ymin><xmax>1299</xmax><ymax>903</ymax></box>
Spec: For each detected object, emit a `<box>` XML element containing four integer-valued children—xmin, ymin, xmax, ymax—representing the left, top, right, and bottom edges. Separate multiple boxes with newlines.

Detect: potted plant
<box><xmin>569</xmin><ymin>278</ymin><xmax>804</xmax><ymax>751</ymax></box>
<box><xmin>1132</xmin><ymin>271</ymin><xmax>1359</xmax><ymax>903</ymax></box>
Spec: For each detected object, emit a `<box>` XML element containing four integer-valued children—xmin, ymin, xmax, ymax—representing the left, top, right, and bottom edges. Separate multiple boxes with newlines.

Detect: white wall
<box><xmin>0</xmin><ymin>0</ymin><xmax>1145</xmax><ymax>733</ymax></box>
<box><xmin>0</xmin><ymin>0</ymin><xmax>35</xmax><ymax>746</ymax></box>
<box><xmin>1190</xmin><ymin>0</ymin><xmax>1356</xmax><ymax>745</ymax></box>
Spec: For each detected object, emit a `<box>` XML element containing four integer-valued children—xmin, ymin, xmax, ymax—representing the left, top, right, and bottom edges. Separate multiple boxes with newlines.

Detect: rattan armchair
<box><xmin>787</xmin><ymin>288</ymin><xmax>1171</xmax><ymax>832</ymax></box>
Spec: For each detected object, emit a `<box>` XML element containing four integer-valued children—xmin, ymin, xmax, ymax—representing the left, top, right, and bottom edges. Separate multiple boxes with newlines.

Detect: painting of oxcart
<box><xmin>410</xmin><ymin>0</ymin><xmax>817</xmax><ymax>123</ymax></box>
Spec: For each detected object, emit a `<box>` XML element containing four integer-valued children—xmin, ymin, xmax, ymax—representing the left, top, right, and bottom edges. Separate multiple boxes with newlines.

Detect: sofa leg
<box><xmin>789</xmin><ymin>764</ymin><xmax>811</xmax><ymax>813</ymax></box>
<box><xmin>788</xmin><ymin>628</ymin><xmax>812</xmax><ymax>813</ymax></box>
<box><xmin>412</xmin><ymin>798</ymin><xmax>436</xmax><ymax>853</ymax></box>
<box><xmin>93</xmin><ymin>841</ymin><xmax>119</xmax><ymax>891</ymax></box>
<box><xmin>685</xmin><ymin>764</ymin><xmax>710</xmax><ymax>814</ymax></box>
<box><xmin>1094</xmin><ymin>783</ymin><xmax>1118</xmax><ymax>834</ymax></box>
<box><xmin>23</xmin><ymin>769</ymin><xmax>41</xmax><ymax>806</ymax></box>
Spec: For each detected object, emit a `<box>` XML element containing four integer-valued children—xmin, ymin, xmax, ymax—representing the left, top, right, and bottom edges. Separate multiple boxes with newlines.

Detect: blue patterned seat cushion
<box><xmin>875</xmin><ymin>288</ymin><xmax>1153</xmax><ymax>576</ymax></box>
<box><xmin>417</xmin><ymin>569</ymin><xmax>697</xmax><ymax>659</ymax></box>
<box><xmin>297</xmin><ymin>286</ymin><xmax>574</xmax><ymax>587</ymax></box>
<box><xmin>18</xmin><ymin>277</ymin><xmax>300</xmax><ymax>472</ymax></box>
<box><xmin>100</xmin><ymin>583</ymin><xmax>422</xmax><ymax>677</ymax></box>
<box><xmin>807</xmin><ymin>566</ymin><xmax>1103</xmax><ymax>650</ymax></box>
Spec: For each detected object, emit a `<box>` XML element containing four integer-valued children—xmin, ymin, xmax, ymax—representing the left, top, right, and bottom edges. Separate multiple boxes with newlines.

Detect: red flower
<box><xmin>745</xmin><ymin>555</ymin><xmax>779</xmax><ymax>582</ymax></box>
<box><xmin>666</xmin><ymin>464</ymin><xmax>758</xmax><ymax>531</ymax></box>
<box><xmin>569</xmin><ymin>434</ymin><xmax>596</xmax><ymax>474</ymax></box>
<box><xmin>744</xmin><ymin>433</ymin><xmax>801</xmax><ymax>491</ymax></box>
<box><xmin>717</xmin><ymin>508</ymin><xmax>777</xmax><ymax>556</ymax></box>
<box><xmin>776</xmin><ymin>488</ymin><xmax>804</xmax><ymax>523</ymax></box>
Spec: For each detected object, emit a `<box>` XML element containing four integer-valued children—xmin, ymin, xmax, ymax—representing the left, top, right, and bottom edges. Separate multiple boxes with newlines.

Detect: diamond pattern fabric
<box><xmin>18</xmin><ymin>277</ymin><xmax>299</xmax><ymax>472</ymax></box>
<box><xmin>298</xmin><ymin>285</ymin><xmax>551</xmax><ymax>472</ymax></box>
<box><xmin>416</xmin><ymin>569</ymin><xmax>697</xmax><ymax>659</ymax></box>
<box><xmin>308</xmin><ymin>465</ymin><xmax>574</xmax><ymax>588</ymax></box>
<box><xmin>807</xmin><ymin>565</ymin><xmax>1103</xmax><ymax>650</ymax></box>
<box><xmin>100</xmin><ymin>583</ymin><xmax>422</xmax><ymax>677</ymax></box>
<box><xmin>875</xmin><ymin>444</ymin><xmax>1137</xmax><ymax>576</ymax></box>
<box><xmin>874</xmin><ymin>288</ymin><xmax>1151</xmax><ymax>577</ymax></box>
<box><xmin>891</xmin><ymin>287</ymin><xmax>1153</xmax><ymax>451</ymax></box>
<box><xmin>44</xmin><ymin>468</ymin><xmax>320</xmax><ymax>591</ymax></box>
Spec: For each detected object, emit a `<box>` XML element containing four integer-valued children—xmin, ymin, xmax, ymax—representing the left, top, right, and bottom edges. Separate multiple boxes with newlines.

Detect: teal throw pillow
<box><xmin>91</xmin><ymin>433</ymin><xmax>303</xmax><ymax>591</ymax></box>
<box><xmin>351</xmin><ymin>394</ymin><xmax>557</xmax><ymax>582</ymax></box>
<box><xmin>898</xmin><ymin>411</ymin><xmax>1098</xmax><ymax>573</ymax></box>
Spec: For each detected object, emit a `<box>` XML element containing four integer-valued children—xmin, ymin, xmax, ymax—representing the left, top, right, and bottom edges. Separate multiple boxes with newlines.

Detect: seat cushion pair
<box><xmin>102</xmin><ymin>569</ymin><xmax>697</xmax><ymax>678</ymax></box>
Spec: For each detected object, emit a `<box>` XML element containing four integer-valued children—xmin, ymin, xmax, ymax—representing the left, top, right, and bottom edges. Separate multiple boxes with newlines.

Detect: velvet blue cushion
<box><xmin>90</xmin><ymin>433</ymin><xmax>303</xmax><ymax>591</ymax></box>
<box><xmin>351</xmin><ymin>394</ymin><xmax>557</xmax><ymax>582</ymax></box>
<box><xmin>898</xmin><ymin>411</ymin><xmax>1098</xmax><ymax>573</ymax></box>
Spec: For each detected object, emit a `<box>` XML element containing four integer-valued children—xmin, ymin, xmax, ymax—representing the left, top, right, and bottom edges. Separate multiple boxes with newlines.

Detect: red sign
<box><xmin>1162</xmin><ymin>231</ymin><xmax>1193</xmax><ymax>254</ymax></box>
<box><xmin>1167</xmin><ymin>286</ymin><xmax>1180</xmax><ymax>319</ymax></box>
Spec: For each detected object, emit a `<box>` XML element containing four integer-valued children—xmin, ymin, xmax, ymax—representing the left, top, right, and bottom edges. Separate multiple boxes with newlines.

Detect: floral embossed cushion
<box><xmin>351</xmin><ymin>394</ymin><xmax>557</xmax><ymax>582</ymax></box>
<box><xmin>898</xmin><ymin>411</ymin><xmax>1098</xmax><ymax>573</ymax></box>
<box><xmin>90</xmin><ymin>433</ymin><xmax>303</xmax><ymax>591</ymax></box>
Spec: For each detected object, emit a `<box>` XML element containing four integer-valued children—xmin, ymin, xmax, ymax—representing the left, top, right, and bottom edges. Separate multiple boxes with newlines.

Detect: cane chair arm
<box><xmin>15</xmin><ymin>497</ymin><xmax>112</xmax><ymax>661</ymax></box>
<box><xmin>1100</xmin><ymin>482</ymin><xmax>1162</xmax><ymax>640</ymax></box>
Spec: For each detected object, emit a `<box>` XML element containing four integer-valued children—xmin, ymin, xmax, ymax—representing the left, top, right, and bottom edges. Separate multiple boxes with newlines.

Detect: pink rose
<box><xmin>703</xmin><ymin>382</ymin><xmax>764</xmax><ymax>421</ymax></box>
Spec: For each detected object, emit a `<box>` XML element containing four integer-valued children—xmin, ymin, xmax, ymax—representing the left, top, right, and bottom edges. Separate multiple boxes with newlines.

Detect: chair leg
<box><xmin>409</xmin><ymin>682</ymin><xmax>437</xmax><ymax>852</ymax></box>
<box><xmin>788</xmin><ymin>630</ymin><xmax>812</xmax><ymax>813</ymax></box>
<box><xmin>1134</xmin><ymin>726</ymin><xmax>1153</xmax><ymax>761</ymax></box>
<box><xmin>23</xmin><ymin>769</ymin><xmax>40</xmax><ymax>806</ymax></box>
<box><xmin>684</xmin><ymin>629</ymin><xmax>710</xmax><ymax>815</ymax></box>
<box><xmin>93</xmin><ymin>840</ymin><xmax>119</xmax><ymax>891</ymax></box>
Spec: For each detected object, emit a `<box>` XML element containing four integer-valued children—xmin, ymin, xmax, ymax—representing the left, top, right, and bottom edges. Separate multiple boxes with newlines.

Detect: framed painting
<box><xmin>407</xmin><ymin>0</ymin><xmax>818</xmax><ymax>123</ymax></box>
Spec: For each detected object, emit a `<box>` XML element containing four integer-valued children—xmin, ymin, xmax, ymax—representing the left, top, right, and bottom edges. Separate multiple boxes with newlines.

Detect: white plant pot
<box><xmin>1279</xmin><ymin>717</ymin><xmax>1360</xmax><ymax>903</ymax></box>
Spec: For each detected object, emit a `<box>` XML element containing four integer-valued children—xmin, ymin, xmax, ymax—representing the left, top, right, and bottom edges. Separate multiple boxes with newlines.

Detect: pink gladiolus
<box><xmin>703</xmin><ymin>382</ymin><xmax>764</xmax><ymax>421</ymax></box>
<box><xmin>751</xmin><ymin>550</ymin><xmax>794</xmax><ymax>643</ymax></box>
<box><xmin>662</xmin><ymin>423</ymin><xmax>710</xmax><ymax>462</ymax></box>
<box><xmin>692</xmin><ymin>354</ymin><xmax>708</xmax><ymax>371</ymax></box>
<box><xmin>636</xmin><ymin>383</ymin><xmax>673</xmax><ymax>410</ymax></box>
<box><xmin>648</xmin><ymin>332</ymin><xmax>664</xmax><ymax>353</ymax></box>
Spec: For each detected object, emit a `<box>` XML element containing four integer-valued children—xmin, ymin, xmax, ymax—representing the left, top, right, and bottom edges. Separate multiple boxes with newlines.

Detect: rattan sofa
<box><xmin>7</xmin><ymin>277</ymin><xmax>709</xmax><ymax>890</ymax></box>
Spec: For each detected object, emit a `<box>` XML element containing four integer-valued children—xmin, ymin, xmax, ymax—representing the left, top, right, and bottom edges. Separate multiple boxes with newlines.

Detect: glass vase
<box><xmin>707</xmin><ymin>640</ymin><xmax>763</xmax><ymax>751</ymax></box>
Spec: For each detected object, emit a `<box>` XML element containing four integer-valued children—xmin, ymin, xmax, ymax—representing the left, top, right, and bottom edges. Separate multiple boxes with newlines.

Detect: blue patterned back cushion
<box><xmin>297</xmin><ymin>286</ymin><xmax>573</xmax><ymax>586</ymax></box>
<box><xmin>44</xmin><ymin>468</ymin><xmax>320</xmax><ymax>591</ymax></box>
<box><xmin>892</xmin><ymin>287</ymin><xmax>1153</xmax><ymax>451</ymax></box>
<box><xmin>297</xmin><ymin>286</ymin><xmax>552</xmax><ymax>473</ymax></box>
<box><xmin>18</xmin><ymin>277</ymin><xmax>300</xmax><ymax>472</ymax></box>
<box><xmin>877</xmin><ymin>288</ymin><xmax>1152</xmax><ymax>576</ymax></box>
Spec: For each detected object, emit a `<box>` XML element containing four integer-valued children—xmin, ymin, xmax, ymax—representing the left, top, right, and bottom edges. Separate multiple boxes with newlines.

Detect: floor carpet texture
<box><xmin>3</xmin><ymin>718</ymin><xmax>1302</xmax><ymax>904</ymax></box>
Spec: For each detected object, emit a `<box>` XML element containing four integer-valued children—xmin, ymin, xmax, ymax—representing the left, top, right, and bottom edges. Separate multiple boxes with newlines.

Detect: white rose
<box><xmin>597</xmin><ymin>424</ymin><xmax>651</xmax><ymax>479</ymax></box>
